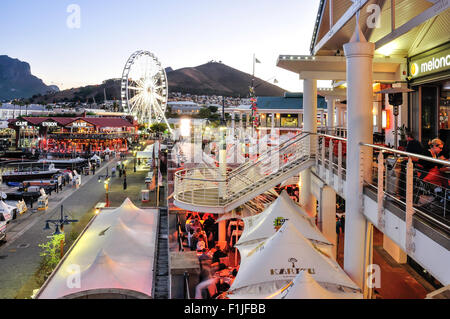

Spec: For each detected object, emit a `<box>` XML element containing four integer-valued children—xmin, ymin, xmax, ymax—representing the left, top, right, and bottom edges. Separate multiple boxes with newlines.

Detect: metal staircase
<box><xmin>174</xmin><ymin>132</ymin><xmax>315</xmax><ymax>213</ymax></box>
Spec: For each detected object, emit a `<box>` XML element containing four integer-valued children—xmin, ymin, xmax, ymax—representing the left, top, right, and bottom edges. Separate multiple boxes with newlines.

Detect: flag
<box><xmin>255</xmin><ymin>57</ymin><xmax>261</xmax><ymax>64</ymax></box>
<box><xmin>149</xmin><ymin>175</ymin><xmax>156</xmax><ymax>191</ymax></box>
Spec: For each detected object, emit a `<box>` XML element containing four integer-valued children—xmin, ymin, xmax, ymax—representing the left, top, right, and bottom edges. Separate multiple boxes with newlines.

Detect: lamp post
<box><xmin>98</xmin><ymin>174</ymin><xmax>111</xmax><ymax>207</ymax></box>
<box><xmin>43</xmin><ymin>205</ymin><xmax>78</xmax><ymax>258</ymax></box>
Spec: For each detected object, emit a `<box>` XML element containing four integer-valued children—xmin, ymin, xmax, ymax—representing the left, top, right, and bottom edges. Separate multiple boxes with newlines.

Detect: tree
<box><xmin>208</xmin><ymin>105</ymin><xmax>218</xmax><ymax>113</ymax></box>
<box><xmin>197</xmin><ymin>107</ymin><xmax>212</xmax><ymax>119</ymax></box>
<box><xmin>150</xmin><ymin>122</ymin><xmax>168</xmax><ymax>134</ymax></box>
<box><xmin>38</xmin><ymin>233</ymin><xmax>66</xmax><ymax>274</ymax></box>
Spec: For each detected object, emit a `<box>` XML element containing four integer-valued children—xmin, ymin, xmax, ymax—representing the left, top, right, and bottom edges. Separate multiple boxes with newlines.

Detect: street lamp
<box><xmin>43</xmin><ymin>205</ymin><xmax>78</xmax><ymax>258</ymax></box>
<box><xmin>98</xmin><ymin>174</ymin><xmax>111</xmax><ymax>207</ymax></box>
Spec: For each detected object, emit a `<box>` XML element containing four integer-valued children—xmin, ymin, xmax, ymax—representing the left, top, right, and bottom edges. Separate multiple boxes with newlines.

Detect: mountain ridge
<box><xmin>0</xmin><ymin>55</ymin><xmax>59</xmax><ymax>101</ymax></box>
<box><xmin>6</xmin><ymin>60</ymin><xmax>287</xmax><ymax>104</ymax></box>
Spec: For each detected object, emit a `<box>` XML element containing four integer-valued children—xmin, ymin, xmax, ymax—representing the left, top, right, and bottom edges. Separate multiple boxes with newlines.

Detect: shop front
<box><xmin>408</xmin><ymin>42</ymin><xmax>450</xmax><ymax>151</ymax></box>
<box><xmin>9</xmin><ymin>117</ymin><xmax>137</xmax><ymax>154</ymax></box>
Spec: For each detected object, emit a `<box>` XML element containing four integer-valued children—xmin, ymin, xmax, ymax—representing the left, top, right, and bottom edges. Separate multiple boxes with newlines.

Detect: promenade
<box><xmin>0</xmin><ymin>155</ymin><xmax>161</xmax><ymax>299</ymax></box>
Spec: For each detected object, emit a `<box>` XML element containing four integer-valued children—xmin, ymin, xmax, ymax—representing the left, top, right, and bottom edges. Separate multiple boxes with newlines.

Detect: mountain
<box><xmin>29</xmin><ymin>61</ymin><xmax>287</xmax><ymax>104</ymax></box>
<box><xmin>0</xmin><ymin>55</ymin><xmax>59</xmax><ymax>101</ymax></box>
<box><xmin>167</xmin><ymin>62</ymin><xmax>286</xmax><ymax>97</ymax></box>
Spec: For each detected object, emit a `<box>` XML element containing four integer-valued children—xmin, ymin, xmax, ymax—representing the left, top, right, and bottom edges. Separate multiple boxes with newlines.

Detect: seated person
<box><xmin>419</xmin><ymin>138</ymin><xmax>449</xmax><ymax>187</ymax></box>
<box><xmin>212</xmin><ymin>245</ymin><xmax>228</xmax><ymax>264</ymax></box>
<box><xmin>196</xmin><ymin>238</ymin><xmax>206</xmax><ymax>252</ymax></box>
<box><xmin>199</xmin><ymin>248</ymin><xmax>212</xmax><ymax>260</ymax></box>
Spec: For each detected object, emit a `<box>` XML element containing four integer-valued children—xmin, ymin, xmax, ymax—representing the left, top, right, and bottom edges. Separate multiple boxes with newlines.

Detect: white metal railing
<box><xmin>174</xmin><ymin>132</ymin><xmax>313</xmax><ymax>207</ymax></box>
<box><xmin>360</xmin><ymin>143</ymin><xmax>450</xmax><ymax>254</ymax></box>
<box><xmin>316</xmin><ymin>133</ymin><xmax>347</xmax><ymax>195</ymax></box>
<box><xmin>318</xmin><ymin>126</ymin><xmax>348</xmax><ymax>138</ymax></box>
<box><xmin>315</xmin><ymin>134</ymin><xmax>450</xmax><ymax>233</ymax></box>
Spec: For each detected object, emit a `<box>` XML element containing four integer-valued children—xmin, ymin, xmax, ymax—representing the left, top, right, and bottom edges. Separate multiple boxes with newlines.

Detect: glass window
<box><xmin>280</xmin><ymin>114</ymin><xmax>298</xmax><ymax>127</ymax></box>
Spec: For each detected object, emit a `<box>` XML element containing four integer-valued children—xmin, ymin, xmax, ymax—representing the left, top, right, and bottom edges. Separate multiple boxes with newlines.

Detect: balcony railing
<box><xmin>174</xmin><ymin>132</ymin><xmax>313</xmax><ymax>208</ymax></box>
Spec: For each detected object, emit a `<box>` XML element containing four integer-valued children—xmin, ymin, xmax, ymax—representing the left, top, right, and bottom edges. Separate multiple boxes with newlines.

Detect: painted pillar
<box><xmin>321</xmin><ymin>186</ymin><xmax>337</xmax><ymax>260</ymax></box>
<box><xmin>326</xmin><ymin>97</ymin><xmax>336</xmax><ymax>130</ymax></box>
<box><xmin>343</xmin><ymin>21</ymin><xmax>374</xmax><ymax>289</ymax></box>
<box><xmin>300</xmin><ymin>78</ymin><xmax>317</xmax><ymax>217</ymax></box>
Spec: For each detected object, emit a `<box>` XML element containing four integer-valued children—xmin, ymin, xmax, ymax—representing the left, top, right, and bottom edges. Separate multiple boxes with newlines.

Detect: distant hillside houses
<box><xmin>168</xmin><ymin>92</ymin><xmax>243</xmax><ymax>108</ymax></box>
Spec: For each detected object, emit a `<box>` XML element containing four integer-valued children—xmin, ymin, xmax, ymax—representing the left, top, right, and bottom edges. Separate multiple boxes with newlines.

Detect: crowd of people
<box><xmin>182</xmin><ymin>211</ymin><xmax>241</xmax><ymax>299</ymax></box>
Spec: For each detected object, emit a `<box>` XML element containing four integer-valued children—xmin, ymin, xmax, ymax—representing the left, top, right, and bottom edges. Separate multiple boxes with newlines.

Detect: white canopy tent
<box><xmin>90</xmin><ymin>155</ymin><xmax>101</xmax><ymax>162</ymax></box>
<box><xmin>236</xmin><ymin>191</ymin><xmax>332</xmax><ymax>260</ymax></box>
<box><xmin>228</xmin><ymin>221</ymin><xmax>360</xmax><ymax>299</ymax></box>
<box><xmin>272</xmin><ymin>271</ymin><xmax>363</xmax><ymax>299</ymax></box>
<box><xmin>36</xmin><ymin>199</ymin><xmax>158</xmax><ymax>299</ymax></box>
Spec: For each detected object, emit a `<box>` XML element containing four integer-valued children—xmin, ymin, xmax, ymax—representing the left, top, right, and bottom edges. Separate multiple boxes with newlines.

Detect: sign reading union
<box><xmin>410</xmin><ymin>46</ymin><xmax>450</xmax><ymax>79</ymax></box>
<box><xmin>42</xmin><ymin>121</ymin><xmax>57</xmax><ymax>127</ymax></box>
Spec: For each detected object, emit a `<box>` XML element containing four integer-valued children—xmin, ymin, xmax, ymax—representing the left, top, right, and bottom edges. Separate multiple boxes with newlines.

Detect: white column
<box><xmin>300</xmin><ymin>78</ymin><xmax>317</xmax><ymax>217</ymax></box>
<box><xmin>271</xmin><ymin>113</ymin><xmax>275</xmax><ymax>128</ymax></box>
<box><xmin>343</xmin><ymin>22</ymin><xmax>374</xmax><ymax>289</ymax></box>
<box><xmin>326</xmin><ymin>97</ymin><xmax>336</xmax><ymax>130</ymax></box>
<box><xmin>321</xmin><ymin>186</ymin><xmax>337</xmax><ymax>260</ymax></box>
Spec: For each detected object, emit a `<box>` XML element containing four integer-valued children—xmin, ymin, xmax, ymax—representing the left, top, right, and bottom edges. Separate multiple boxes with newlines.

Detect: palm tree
<box><xmin>288</xmin><ymin>258</ymin><xmax>298</xmax><ymax>268</ymax></box>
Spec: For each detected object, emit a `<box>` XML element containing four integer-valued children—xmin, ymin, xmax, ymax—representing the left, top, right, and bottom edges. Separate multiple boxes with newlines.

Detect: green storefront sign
<box><xmin>409</xmin><ymin>45</ymin><xmax>450</xmax><ymax>79</ymax></box>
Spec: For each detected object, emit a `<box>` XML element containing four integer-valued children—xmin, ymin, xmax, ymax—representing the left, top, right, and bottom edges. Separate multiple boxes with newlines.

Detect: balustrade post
<box><xmin>405</xmin><ymin>158</ymin><xmax>415</xmax><ymax>254</ymax></box>
<box><xmin>328</xmin><ymin>138</ymin><xmax>333</xmax><ymax>185</ymax></box>
<box><xmin>321</xmin><ymin>137</ymin><xmax>325</xmax><ymax>179</ymax></box>
<box><xmin>377</xmin><ymin>151</ymin><xmax>385</xmax><ymax>231</ymax></box>
<box><xmin>338</xmin><ymin>141</ymin><xmax>343</xmax><ymax>194</ymax></box>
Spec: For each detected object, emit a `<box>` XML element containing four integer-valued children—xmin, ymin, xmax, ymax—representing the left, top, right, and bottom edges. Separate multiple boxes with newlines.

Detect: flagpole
<box><xmin>156</xmin><ymin>138</ymin><xmax>161</xmax><ymax>207</ymax></box>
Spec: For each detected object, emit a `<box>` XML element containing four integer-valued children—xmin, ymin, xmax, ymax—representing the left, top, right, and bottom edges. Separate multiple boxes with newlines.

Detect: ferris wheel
<box><xmin>121</xmin><ymin>50</ymin><xmax>172</xmax><ymax>132</ymax></box>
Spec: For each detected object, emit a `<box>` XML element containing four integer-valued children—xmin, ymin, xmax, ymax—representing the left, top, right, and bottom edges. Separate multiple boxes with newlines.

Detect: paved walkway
<box><xmin>336</xmin><ymin>227</ymin><xmax>434</xmax><ymax>299</ymax></box>
<box><xmin>0</xmin><ymin>159</ymin><xmax>119</xmax><ymax>299</ymax></box>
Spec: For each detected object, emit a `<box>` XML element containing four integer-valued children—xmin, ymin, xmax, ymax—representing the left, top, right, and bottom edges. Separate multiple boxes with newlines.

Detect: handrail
<box><xmin>225</xmin><ymin>132</ymin><xmax>308</xmax><ymax>177</ymax></box>
<box><xmin>174</xmin><ymin>132</ymin><xmax>311</xmax><ymax>182</ymax></box>
<box><xmin>315</xmin><ymin>132</ymin><xmax>347</xmax><ymax>142</ymax></box>
<box><xmin>360</xmin><ymin>142</ymin><xmax>450</xmax><ymax>166</ymax></box>
<box><xmin>224</xmin><ymin>132</ymin><xmax>311</xmax><ymax>179</ymax></box>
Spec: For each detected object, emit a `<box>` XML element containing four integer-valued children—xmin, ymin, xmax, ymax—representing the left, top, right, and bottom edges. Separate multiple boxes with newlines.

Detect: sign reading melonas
<box><xmin>410</xmin><ymin>46</ymin><xmax>450</xmax><ymax>79</ymax></box>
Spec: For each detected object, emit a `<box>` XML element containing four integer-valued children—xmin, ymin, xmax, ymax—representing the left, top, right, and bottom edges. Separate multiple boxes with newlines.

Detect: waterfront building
<box><xmin>8</xmin><ymin>116</ymin><xmax>137</xmax><ymax>152</ymax></box>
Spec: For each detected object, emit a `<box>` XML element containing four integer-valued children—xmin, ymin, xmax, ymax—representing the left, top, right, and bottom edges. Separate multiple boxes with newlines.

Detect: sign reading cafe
<box><xmin>409</xmin><ymin>45</ymin><xmax>450</xmax><ymax>79</ymax></box>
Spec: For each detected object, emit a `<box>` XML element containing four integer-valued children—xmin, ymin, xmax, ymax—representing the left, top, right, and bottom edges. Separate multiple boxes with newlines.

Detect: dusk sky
<box><xmin>0</xmin><ymin>0</ymin><xmax>326</xmax><ymax>92</ymax></box>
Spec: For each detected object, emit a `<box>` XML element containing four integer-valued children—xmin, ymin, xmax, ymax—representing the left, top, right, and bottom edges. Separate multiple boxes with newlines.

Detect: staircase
<box><xmin>174</xmin><ymin>132</ymin><xmax>315</xmax><ymax>213</ymax></box>
<box><xmin>153</xmin><ymin>207</ymin><xmax>169</xmax><ymax>299</ymax></box>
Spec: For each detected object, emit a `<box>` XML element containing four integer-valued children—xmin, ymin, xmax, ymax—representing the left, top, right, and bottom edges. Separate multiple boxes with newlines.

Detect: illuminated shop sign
<box><xmin>42</xmin><ymin>122</ymin><xmax>58</xmax><ymax>127</ymax></box>
<box><xmin>72</xmin><ymin>122</ymin><xmax>88</xmax><ymax>128</ymax></box>
<box><xmin>410</xmin><ymin>47</ymin><xmax>450</xmax><ymax>79</ymax></box>
<box><xmin>15</xmin><ymin>121</ymin><xmax>28</xmax><ymax>127</ymax></box>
